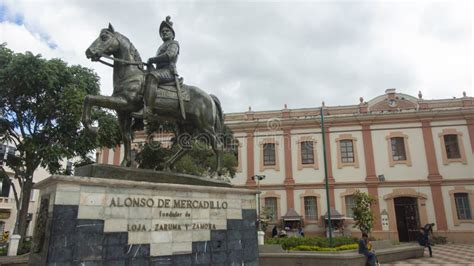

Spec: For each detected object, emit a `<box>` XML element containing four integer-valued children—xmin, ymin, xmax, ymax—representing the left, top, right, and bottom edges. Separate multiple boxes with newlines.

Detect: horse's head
<box><xmin>86</xmin><ymin>23</ymin><xmax>120</xmax><ymax>61</ymax></box>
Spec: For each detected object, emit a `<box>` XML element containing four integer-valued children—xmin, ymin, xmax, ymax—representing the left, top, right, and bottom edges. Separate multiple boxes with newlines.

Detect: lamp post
<box><xmin>320</xmin><ymin>106</ymin><xmax>333</xmax><ymax>247</ymax></box>
<box><xmin>251</xmin><ymin>175</ymin><xmax>265</xmax><ymax>230</ymax></box>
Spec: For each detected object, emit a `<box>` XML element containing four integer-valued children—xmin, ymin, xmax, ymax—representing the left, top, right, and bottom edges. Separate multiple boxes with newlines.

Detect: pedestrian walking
<box><xmin>418</xmin><ymin>227</ymin><xmax>433</xmax><ymax>257</ymax></box>
<box><xmin>272</xmin><ymin>226</ymin><xmax>278</xmax><ymax>238</ymax></box>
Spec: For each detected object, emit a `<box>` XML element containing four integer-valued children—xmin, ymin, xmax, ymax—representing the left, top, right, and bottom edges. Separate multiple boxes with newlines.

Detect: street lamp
<box><xmin>251</xmin><ymin>175</ymin><xmax>266</xmax><ymax>230</ymax></box>
<box><xmin>377</xmin><ymin>174</ymin><xmax>386</xmax><ymax>182</ymax></box>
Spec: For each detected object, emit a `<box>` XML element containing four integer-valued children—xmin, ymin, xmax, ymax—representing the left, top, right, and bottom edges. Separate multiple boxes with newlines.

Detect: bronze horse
<box><xmin>83</xmin><ymin>24</ymin><xmax>224</xmax><ymax>172</ymax></box>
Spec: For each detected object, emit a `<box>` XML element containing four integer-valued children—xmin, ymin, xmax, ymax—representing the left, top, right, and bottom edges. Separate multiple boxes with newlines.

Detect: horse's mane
<box><xmin>113</xmin><ymin>31</ymin><xmax>144</xmax><ymax>69</ymax></box>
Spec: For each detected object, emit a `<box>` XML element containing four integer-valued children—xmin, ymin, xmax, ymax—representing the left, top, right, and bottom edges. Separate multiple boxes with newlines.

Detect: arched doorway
<box><xmin>394</xmin><ymin>197</ymin><xmax>420</xmax><ymax>242</ymax></box>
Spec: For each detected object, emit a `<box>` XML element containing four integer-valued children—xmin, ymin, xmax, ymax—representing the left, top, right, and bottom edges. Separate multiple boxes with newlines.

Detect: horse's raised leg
<box><xmin>117</xmin><ymin>112</ymin><xmax>133</xmax><ymax>167</ymax></box>
<box><xmin>82</xmin><ymin>95</ymin><xmax>132</xmax><ymax>133</ymax></box>
<box><xmin>82</xmin><ymin>95</ymin><xmax>138</xmax><ymax>167</ymax></box>
<box><xmin>82</xmin><ymin>95</ymin><xmax>97</xmax><ymax>134</ymax></box>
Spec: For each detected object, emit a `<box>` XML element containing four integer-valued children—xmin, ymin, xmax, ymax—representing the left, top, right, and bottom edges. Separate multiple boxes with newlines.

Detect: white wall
<box><xmin>431</xmin><ymin>121</ymin><xmax>473</xmax><ymax>179</ymax></box>
<box><xmin>231</xmin><ymin>133</ymin><xmax>247</xmax><ymax>186</ymax></box>
<box><xmin>291</xmin><ymin>128</ymin><xmax>325</xmax><ymax>184</ymax></box>
<box><xmin>253</xmin><ymin>131</ymin><xmax>285</xmax><ymax>185</ymax></box>
<box><xmin>330</xmin><ymin>126</ymin><xmax>367</xmax><ymax>182</ymax></box>
<box><xmin>371</xmin><ymin>123</ymin><xmax>429</xmax><ymax>181</ymax></box>
<box><xmin>442</xmin><ymin>185</ymin><xmax>474</xmax><ymax>231</ymax></box>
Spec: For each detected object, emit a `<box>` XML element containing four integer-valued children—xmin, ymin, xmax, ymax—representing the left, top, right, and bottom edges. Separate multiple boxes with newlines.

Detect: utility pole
<box><xmin>320</xmin><ymin>106</ymin><xmax>333</xmax><ymax>247</ymax></box>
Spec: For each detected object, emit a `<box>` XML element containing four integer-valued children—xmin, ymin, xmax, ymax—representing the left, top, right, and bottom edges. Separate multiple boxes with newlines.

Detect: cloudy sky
<box><xmin>1</xmin><ymin>0</ymin><xmax>472</xmax><ymax>113</ymax></box>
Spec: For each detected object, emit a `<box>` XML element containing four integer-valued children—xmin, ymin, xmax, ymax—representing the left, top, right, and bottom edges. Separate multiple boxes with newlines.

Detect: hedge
<box><xmin>288</xmin><ymin>243</ymin><xmax>359</xmax><ymax>252</ymax></box>
<box><xmin>266</xmin><ymin>236</ymin><xmax>358</xmax><ymax>250</ymax></box>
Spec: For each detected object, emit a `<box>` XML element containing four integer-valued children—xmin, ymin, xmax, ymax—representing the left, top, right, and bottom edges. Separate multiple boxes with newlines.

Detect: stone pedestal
<box><xmin>28</xmin><ymin>165</ymin><xmax>259</xmax><ymax>265</ymax></box>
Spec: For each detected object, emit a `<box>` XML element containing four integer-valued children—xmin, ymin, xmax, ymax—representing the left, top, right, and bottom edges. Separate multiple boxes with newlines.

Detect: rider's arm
<box><xmin>164</xmin><ymin>42</ymin><xmax>179</xmax><ymax>62</ymax></box>
<box><xmin>148</xmin><ymin>53</ymin><xmax>169</xmax><ymax>64</ymax></box>
<box><xmin>147</xmin><ymin>42</ymin><xmax>179</xmax><ymax>64</ymax></box>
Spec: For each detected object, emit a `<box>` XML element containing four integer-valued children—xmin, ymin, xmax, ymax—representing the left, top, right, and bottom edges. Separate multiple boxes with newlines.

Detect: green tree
<box><xmin>0</xmin><ymin>44</ymin><xmax>120</xmax><ymax>248</ymax></box>
<box><xmin>352</xmin><ymin>190</ymin><xmax>376</xmax><ymax>234</ymax></box>
<box><xmin>135</xmin><ymin>126</ymin><xmax>238</xmax><ymax>178</ymax></box>
<box><xmin>259</xmin><ymin>206</ymin><xmax>273</xmax><ymax>232</ymax></box>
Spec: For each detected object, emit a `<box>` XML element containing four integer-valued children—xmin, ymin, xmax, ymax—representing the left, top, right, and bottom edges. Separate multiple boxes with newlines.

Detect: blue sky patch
<box><xmin>0</xmin><ymin>3</ymin><xmax>6</xmax><ymax>22</ymax></box>
<box><xmin>0</xmin><ymin>3</ymin><xmax>57</xmax><ymax>49</ymax></box>
<box><xmin>0</xmin><ymin>3</ymin><xmax>24</xmax><ymax>25</ymax></box>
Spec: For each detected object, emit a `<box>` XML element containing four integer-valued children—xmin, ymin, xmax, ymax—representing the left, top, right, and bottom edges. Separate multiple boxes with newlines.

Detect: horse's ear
<box><xmin>108</xmin><ymin>23</ymin><xmax>115</xmax><ymax>33</ymax></box>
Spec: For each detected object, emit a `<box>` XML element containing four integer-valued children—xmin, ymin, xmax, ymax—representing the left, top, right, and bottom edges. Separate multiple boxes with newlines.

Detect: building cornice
<box><xmin>226</xmin><ymin>107</ymin><xmax>474</xmax><ymax>132</ymax></box>
<box><xmin>233</xmin><ymin>178</ymin><xmax>474</xmax><ymax>190</ymax></box>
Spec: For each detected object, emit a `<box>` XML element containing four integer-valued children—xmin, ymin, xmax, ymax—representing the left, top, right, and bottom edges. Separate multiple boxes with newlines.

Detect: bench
<box><xmin>371</xmin><ymin>241</ymin><xmax>425</xmax><ymax>264</ymax></box>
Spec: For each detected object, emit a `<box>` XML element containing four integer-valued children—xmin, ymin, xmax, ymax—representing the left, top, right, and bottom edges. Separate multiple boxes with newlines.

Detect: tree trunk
<box><xmin>16</xmin><ymin>176</ymin><xmax>33</xmax><ymax>253</ymax></box>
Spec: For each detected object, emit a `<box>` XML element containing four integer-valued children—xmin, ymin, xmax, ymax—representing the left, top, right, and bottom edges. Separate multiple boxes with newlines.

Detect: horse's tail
<box><xmin>210</xmin><ymin>94</ymin><xmax>224</xmax><ymax>133</ymax></box>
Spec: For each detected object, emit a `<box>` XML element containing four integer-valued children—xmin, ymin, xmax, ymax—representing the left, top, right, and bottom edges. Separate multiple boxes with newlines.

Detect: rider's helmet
<box><xmin>160</xmin><ymin>16</ymin><xmax>175</xmax><ymax>39</ymax></box>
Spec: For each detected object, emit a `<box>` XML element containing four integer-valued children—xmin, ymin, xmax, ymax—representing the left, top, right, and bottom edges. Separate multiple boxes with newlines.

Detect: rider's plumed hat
<box><xmin>160</xmin><ymin>16</ymin><xmax>175</xmax><ymax>39</ymax></box>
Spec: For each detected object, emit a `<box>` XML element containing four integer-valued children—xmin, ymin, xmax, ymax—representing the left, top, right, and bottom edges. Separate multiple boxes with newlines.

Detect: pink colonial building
<box><xmin>97</xmin><ymin>89</ymin><xmax>474</xmax><ymax>243</ymax></box>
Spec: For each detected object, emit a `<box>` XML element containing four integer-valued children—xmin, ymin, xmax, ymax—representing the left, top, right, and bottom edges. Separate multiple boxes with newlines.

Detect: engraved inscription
<box><xmin>109</xmin><ymin>197</ymin><xmax>228</xmax><ymax>209</ymax></box>
<box><xmin>126</xmin><ymin>223</ymin><xmax>217</xmax><ymax>231</ymax></box>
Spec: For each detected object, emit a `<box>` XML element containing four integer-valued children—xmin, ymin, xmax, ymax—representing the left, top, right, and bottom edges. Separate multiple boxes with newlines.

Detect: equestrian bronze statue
<box><xmin>82</xmin><ymin>19</ymin><xmax>224</xmax><ymax>174</ymax></box>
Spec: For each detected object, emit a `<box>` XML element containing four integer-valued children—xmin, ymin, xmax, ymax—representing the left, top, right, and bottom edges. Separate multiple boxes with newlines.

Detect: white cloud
<box><xmin>0</xmin><ymin>22</ymin><xmax>56</xmax><ymax>58</ymax></box>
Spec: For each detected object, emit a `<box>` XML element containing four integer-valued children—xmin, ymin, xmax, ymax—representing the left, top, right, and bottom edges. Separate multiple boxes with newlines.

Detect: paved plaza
<box><xmin>382</xmin><ymin>244</ymin><xmax>474</xmax><ymax>265</ymax></box>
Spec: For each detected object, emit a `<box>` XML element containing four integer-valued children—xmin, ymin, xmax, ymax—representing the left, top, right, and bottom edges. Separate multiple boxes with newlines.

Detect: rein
<box><xmin>98</xmin><ymin>54</ymin><xmax>146</xmax><ymax>68</ymax></box>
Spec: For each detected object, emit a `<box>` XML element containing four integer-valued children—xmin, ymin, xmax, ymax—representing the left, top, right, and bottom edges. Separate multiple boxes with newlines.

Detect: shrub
<box><xmin>289</xmin><ymin>245</ymin><xmax>321</xmax><ymax>251</ymax></box>
<box><xmin>0</xmin><ymin>246</ymin><xmax>6</xmax><ymax>256</ymax></box>
<box><xmin>288</xmin><ymin>243</ymin><xmax>358</xmax><ymax>252</ymax></box>
<box><xmin>265</xmin><ymin>236</ymin><xmax>358</xmax><ymax>250</ymax></box>
<box><xmin>336</xmin><ymin>244</ymin><xmax>359</xmax><ymax>251</ymax></box>
<box><xmin>18</xmin><ymin>239</ymin><xmax>32</xmax><ymax>255</ymax></box>
<box><xmin>318</xmin><ymin>247</ymin><xmax>336</xmax><ymax>252</ymax></box>
<box><xmin>333</xmin><ymin>236</ymin><xmax>359</xmax><ymax>247</ymax></box>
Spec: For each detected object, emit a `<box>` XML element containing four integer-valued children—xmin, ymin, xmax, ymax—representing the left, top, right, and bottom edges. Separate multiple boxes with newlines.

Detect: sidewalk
<box><xmin>382</xmin><ymin>243</ymin><xmax>474</xmax><ymax>265</ymax></box>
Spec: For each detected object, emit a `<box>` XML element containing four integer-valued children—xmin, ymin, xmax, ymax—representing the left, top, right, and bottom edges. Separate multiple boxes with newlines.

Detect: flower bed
<box><xmin>289</xmin><ymin>243</ymin><xmax>359</xmax><ymax>252</ymax></box>
<box><xmin>265</xmin><ymin>236</ymin><xmax>358</xmax><ymax>251</ymax></box>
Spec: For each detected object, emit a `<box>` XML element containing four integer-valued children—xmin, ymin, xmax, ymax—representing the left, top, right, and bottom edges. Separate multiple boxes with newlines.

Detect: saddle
<box><xmin>155</xmin><ymin>79</ymin><xmax>190</xmax><ymax>102</ymax></box>
<box><xmin>146</xmin><ymin>74</ymin><xmax>190</xmax><ymax>102</ymax></box>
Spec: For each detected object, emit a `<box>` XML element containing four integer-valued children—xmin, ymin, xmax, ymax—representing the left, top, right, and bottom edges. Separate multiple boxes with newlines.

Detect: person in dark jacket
<box><xmin>418</xmin><ymin>227</ymin><xmax>433</xmax><ymax>257</ymax></box>
<box><xmin>272</xmin><ymin>226</ymin><xmax>278</xmax><ymax>238</ymax></box>
<box><xmin>298</xmin><ymin>227</ymin><xmax>305</xmax><ymax>237</ymax></box>
<box><xmin>358</xmin><ymin>232</ymin><xmax>376</xmax><ymax>266</ymax></box>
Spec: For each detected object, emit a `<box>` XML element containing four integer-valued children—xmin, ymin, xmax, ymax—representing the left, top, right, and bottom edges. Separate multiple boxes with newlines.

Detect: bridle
<box><xmin>94</xmin><ymin>30</ymin><xmax>146</xmax><ymax>69</ymax></box>
<box><xmin>98</xmin><ymin>54</ymin><xmax>146</xmax><ymax>69</ymax></box>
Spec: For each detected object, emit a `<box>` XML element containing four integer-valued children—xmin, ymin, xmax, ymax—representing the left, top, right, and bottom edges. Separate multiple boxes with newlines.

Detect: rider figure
<box><xmin>147</xmin><ymin>16</ymin><xmax>179</xmax><ymax>85</ymax></box>
<box><xmin>145</xmin><ymin>16</ymin><xmax>181</xmax><ymax>117</ymax></box>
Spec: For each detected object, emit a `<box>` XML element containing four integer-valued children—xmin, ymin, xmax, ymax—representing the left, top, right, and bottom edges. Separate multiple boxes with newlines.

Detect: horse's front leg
<box><xmin>117</xmin><ymin>112</ymin><xmax>133</xmax><ymax>167</ymax></box>
<box><xmin>82</xmin><ymin>95</ymin><xmax>132</xmax><ymax>133</ymax></box>
<box><xmin>82</xmin><ymin>95</ymin><xmax>97</xmax><ymax>134</ymax></box>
